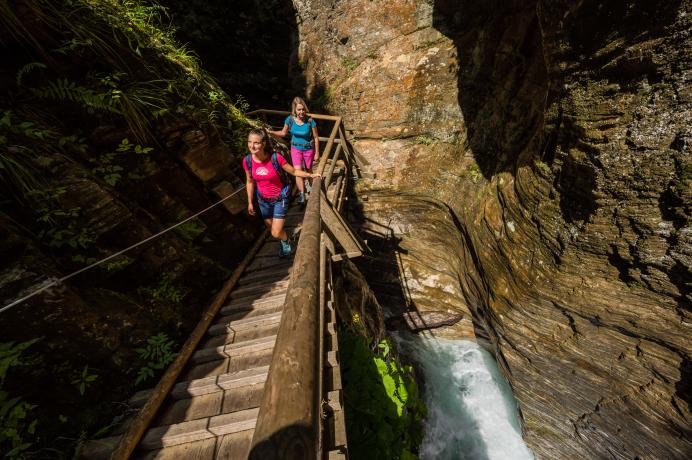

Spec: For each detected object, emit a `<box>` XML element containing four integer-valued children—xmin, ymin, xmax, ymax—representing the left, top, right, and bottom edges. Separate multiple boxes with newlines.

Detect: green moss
<box><xmin>414</xmin><ymin>135</ymin><xmax>437</xmax><ymax>146</ymax></box>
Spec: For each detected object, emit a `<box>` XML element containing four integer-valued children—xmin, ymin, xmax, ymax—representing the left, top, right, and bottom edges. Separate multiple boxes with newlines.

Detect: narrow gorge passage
<box><xmin>1</xmin><ymin>0</ymin><xmax>690</xmax><ymax>458</ymax></box>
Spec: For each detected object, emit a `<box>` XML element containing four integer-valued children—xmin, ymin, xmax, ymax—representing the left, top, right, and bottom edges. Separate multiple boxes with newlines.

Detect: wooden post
<box><xmin>249</xmin><ymin>179</ymin><xmax>323</xmax><ymax>460</ymax></box>
<box><xmin>316</xmin><ymin>119</ymin><xmax>342</xmax><ymax>177</ymax></box>
<box><xmin>323</xmin><ymin>143</ymin><xmax>343</xmax><ymax>190</ymax></box>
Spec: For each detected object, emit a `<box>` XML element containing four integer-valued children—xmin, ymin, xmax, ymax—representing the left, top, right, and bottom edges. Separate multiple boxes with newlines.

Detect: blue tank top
<box><xmin>285</xmin><ymin>115</ymin><xmax>316</xmax><ymax>151</ymax></box>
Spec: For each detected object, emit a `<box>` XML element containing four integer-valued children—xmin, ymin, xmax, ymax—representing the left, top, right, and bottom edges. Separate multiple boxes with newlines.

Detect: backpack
<box><xmin>245</xmin><ymin>152</ymin><xmax>290</xmax><ymax>186</ymax></box>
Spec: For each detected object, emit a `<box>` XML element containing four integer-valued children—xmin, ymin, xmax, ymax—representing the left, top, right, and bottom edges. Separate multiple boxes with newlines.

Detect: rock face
<box><xmin>294</xmin><ymin>0</ymin><xmax>692</xmax><ymax>457</ymax></box>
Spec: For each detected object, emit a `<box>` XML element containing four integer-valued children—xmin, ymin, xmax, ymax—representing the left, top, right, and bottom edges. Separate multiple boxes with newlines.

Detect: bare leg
<box><xmin>294</xmin><ymin>166</ymin><xmax>305</xmax><ymax>193</ymax></box>
<box><xmin>270</xmin><ymin>218</ymin><xmax>288</xmax><ymax>242</ymax></box>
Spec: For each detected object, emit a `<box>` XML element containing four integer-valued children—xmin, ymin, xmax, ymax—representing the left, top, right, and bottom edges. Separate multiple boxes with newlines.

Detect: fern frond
<box><xmin>16</xmin><ymin>62</ymin><xmax>47</xmax><ymax>86</ymax></box>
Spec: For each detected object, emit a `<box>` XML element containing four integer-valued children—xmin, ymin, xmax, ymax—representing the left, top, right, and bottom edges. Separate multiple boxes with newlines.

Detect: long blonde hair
<box><xmin>291</xmin><ymin>96</ymin><xmax>310</xmax><ymax>118</ymax></box>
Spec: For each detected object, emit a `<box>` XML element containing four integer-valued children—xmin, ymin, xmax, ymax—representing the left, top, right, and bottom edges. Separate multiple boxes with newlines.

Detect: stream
<box><xmin>394</xmin><ymin>332</ymin><xmax>535</xmax><ymax>460</ymax></box>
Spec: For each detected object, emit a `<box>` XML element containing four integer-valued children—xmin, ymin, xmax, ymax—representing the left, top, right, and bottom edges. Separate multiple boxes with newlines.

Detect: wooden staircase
<box><xmin>82</xmin><ymin>110</ymin><xmax>362</xmax><ymax>460</ymax></box>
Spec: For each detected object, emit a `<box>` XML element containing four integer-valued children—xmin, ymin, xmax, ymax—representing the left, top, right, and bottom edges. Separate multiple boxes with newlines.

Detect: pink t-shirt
<box><xmin>243</xmin><ymin>154</ymin><xmax>287</xmax><ymax>198</ymax></box>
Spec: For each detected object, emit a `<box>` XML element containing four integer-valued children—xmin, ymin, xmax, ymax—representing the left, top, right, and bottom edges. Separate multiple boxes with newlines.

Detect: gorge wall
<box><xmin>292</xmin><ymin>0</ymin><xmax>691</xmax><ymax>458</ymax></box>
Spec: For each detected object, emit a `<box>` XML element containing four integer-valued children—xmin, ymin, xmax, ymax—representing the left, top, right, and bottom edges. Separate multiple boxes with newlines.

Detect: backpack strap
<box><xmin>244</xmin><ymin>154</ymin><xmax>252</xmax><ymax>172</ymax></box>
<box><xmin>271</xmin><ymin>152</ymin><xmax>290</xmax><ymax>185</ymax></box>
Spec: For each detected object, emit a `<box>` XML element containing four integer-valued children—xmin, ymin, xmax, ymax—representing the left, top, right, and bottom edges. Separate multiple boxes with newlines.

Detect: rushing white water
<box><xmin>394</xmin><ymin>332</ymin><xmax>535</xmax><ymax>460</ymax></box>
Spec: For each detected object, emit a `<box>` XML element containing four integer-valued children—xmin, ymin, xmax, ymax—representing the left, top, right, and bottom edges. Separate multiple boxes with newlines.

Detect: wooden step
<box><xmin>201</xmin><ymin>322</ymin><xmax>280</xmax><ymax>349</ymax></box>
<box><xmin>135</xmin><ymin>437</ymin><xmax>216</xmax><ymax>460</ymax></box>
<box><xmin>218</xmin><ymin>301</ymin><xmax>283</xmax><ymax>321</ymax></box>
<box><xmin>137</xmin><ymin>384</ymin><xmax>264</xmax><ymax>449</ymax></box>
<box><xmin>140</xmin><ymin>407</ymin><xmax>259</xmax><ymax>449</ymax></box>
<box><xmin>222</xmin><ymin>292</ymin><xmax>286</xmax><ymax>314</ymax></box>
<box><xmin>171</xmin><ymin>366</ymin><xmax>268</xmax><ymax>399</ymax></box>
<box><xmin>208</xmin><ymin>312</ymin><xmax>283</xmax><ymax>336</ymax></box>
<box><xmin>191</xmin><ymin>335</ymin><xmax>277</xmax><ymax>364</ymax></box>
<box><xmin>245</xmin><ymin>257</ymin><xmax>292</xmax><ymax>273</ymax></box>
<box><xmin>181</xmin><ymin>347</ymin><xmax>274</xmax><ymax>382</ymax></box>
<box><xmin>130</xmin><ymin>365</ymin><xmax>269</xmax><ymax>407</ymax></box>
<box><xmin>137</xmin><ymin>429</ymin><xmax>255</xmax><ymax>460</ymax></box>
<box><xmin>227</xmin><ymin>285</ymin><xmax>288</xmax><ymax>303</ymax></box>
<box><xmin>238</xmin><ymin>269</ymin><xmax>291</xmax><ymax>286</ymax></box>
<box><xmin>230</xmin><ymin>278</ymin><xmax>290</xmax><ymax>298</ymax></box>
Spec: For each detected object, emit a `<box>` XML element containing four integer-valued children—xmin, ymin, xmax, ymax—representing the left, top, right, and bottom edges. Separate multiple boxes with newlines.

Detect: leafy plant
<box><xmin>339</xmin><ymin>329</ymin><xmax>426</xmax><ymax>460</ymax></box>
<box><xmin>71</xmin><ymin>365</ymin><xmax>98</xmax><ymax>396</ymax></box>
<box><xmin>135</xmin><ymin>333</ymin><xmax>178</xmax><ymax>386</ymax></box>
<box><xmin>173</xmin><ymin>218</ymin><xmax>206</xmax><ymax>242</ymax></box>
<box><xmin>0</xmin><ymin>339</ymin><xmax>41</xmax><ymax>458</ymax></box>
<box><xmin>139</xmin><ymin>273</ymin><xmax>188</xmax><ymax>304</ymax></box>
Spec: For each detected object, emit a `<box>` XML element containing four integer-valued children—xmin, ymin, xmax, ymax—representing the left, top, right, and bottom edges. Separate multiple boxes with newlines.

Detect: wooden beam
<box><xmin>320</xmin><ymin>194</ymin><xmax>363</xmax><ymax>255</ymax></box>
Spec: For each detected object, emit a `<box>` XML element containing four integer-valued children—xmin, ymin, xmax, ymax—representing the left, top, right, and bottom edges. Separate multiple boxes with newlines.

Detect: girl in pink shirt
<box><xmin>243</xmin><ymin>129</ymin><xmax>320</xmax><ymax>257</ymax></box>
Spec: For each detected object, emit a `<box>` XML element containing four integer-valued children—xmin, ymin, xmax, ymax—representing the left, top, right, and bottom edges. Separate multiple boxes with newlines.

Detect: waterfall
<box><xmin>394</xmin><ymin>332</ymin><xmax>535</xmax><ymax>460</ymax></box>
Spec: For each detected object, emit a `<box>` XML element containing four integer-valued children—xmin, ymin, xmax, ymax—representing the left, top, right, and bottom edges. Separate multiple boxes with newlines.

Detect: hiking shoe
<box><xmin>305</xmin><ymin>181</ymin><xmax>312</xmax><ymax>194</ymax></box>
<box><xmin>279</xmin><ymin>239</ymin><xmax>293</xmax><ymax>258</ymax></box>
<box><xmin>296</xmin><ymin>192</ymin><xmax>305</xmax><ymax>205</ymax></box>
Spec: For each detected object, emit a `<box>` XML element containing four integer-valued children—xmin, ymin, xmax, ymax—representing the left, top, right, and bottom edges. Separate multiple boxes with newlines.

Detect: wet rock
<box><xmin>386</xmin><ymin>310</ymin><xmax>464</xmax><ymax>332</ymax></box>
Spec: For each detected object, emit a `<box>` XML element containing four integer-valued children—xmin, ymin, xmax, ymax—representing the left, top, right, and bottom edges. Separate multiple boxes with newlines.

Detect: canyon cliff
<box><xmin>292</xmin><ymin>0</ymin><xmax>691</xmax><ymax>457</ymax></box>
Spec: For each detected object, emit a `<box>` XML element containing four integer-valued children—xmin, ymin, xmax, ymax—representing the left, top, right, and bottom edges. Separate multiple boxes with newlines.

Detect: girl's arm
<box><xmin>269</xmin><ymin>123</ymin><xmax>290</xmax><ymax>137</ymax></box>
<box><xmin>312</xmin><ymin>125</ymin><xmax>320</xmax><ymax>161</ymax></box>
<box><xmin>282</xmin><ymin>162</ymin><xmax>320</xmax><ymax>179</ymax></box>
<box><xmin>245</xmin><ymin>169</ymin><xmax>255</xmax><ymax>215</ymax></box>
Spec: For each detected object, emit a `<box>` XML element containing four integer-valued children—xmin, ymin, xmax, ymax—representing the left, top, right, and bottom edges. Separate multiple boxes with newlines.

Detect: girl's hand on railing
<box><xmin>310</xmin><ymin>172</ymin><xmax>321</xmax><ymax>179</ymax></box>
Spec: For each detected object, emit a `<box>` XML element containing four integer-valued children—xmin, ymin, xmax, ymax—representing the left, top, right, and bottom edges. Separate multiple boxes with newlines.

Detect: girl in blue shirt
<box><xmin>270</xmin><ymin>97</ymin><xmax>320</xmax><ymax>204</ymax></box>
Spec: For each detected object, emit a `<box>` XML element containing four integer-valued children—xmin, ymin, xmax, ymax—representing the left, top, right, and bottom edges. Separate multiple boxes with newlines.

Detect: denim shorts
<box><xmin>257</xmin><ymin>192</ymin><xmax>288</xmax><ymax>220</ymax></box>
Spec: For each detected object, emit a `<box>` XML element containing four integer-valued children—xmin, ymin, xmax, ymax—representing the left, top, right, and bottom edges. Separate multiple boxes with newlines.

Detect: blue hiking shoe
<box><xmin>296</xmin><ymin>192</ymin><xmax>305</xmax><ymax>205</ymax></box>
<box><xmin>279</xmin><ymin>239</ymin><xmax>293</xmax><ymax>258</ymax></box>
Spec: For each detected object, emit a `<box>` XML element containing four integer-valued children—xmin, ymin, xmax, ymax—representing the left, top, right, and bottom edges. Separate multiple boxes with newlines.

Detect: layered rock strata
<box><xmin>293</xmin><ymin>0</ymin><xmax>692</xmax><ymax>457</ymax></box>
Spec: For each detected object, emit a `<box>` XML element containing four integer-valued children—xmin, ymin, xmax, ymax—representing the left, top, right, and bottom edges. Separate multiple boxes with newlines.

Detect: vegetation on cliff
<box><xmin>0</xmin><ymin>0</ymin><xmax>256</xmax><ymax>456</ymax></box>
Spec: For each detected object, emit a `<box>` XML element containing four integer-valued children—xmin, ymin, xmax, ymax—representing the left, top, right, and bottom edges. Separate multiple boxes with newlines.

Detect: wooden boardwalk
<box><xmin>83</xmin><ymin>110</ymin><xmax>362</xmax><ymax>460</ymax></box>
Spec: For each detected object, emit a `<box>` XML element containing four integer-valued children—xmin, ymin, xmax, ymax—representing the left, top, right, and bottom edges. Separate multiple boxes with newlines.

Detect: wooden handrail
<box><xmin>247</xmin><ymin>109</ymin><xmax>341</xmax><ymax>122</ymax></box>
<box><xmin>249</xmin><ymin>178</ymin><xmax>323</xmax><ymax>460</ymax></box>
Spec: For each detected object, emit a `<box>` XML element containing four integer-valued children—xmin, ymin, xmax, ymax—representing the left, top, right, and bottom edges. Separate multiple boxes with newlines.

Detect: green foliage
<box><xmin>173</xmin><ymin>216</ymin><xmax>206</xmax><ymax>242</ymax></box>
<box><xmin>71</xmin><ymin>365</ymin><xmax>98</xmax><ymax>396</ymax></box>
<box><xmin>92</xmin><ymin>138</ymin><xmax>153</xmax><ymax>186</ymax></box>
<box><xmin>31</xmin><ymin>77</ymin><xmax>121</xmax><ymax>113</ymax></box>
<box><xmin>16</xmin><ymin>62</ymin><xmax>47</xmax><ymax>86</ymax></box>
<box><xmin>139</xmin><ymin>273</ymin><xmax>188</xmax><ymax>304</ymax></box>
<box><xmin>0</xmin><ymin>340</ymin><xmax>41</xmax><ymax>458</ymax></box>
<box><xmin>465</xmin><ymin>162</ymin><xmax>483</xmax><ymax>184</ymax></box>
<box><xmin>414</xmin><ymin>135</ymin><xmax>437</xmax><ymax>146</ymax></box>
<box><xmin>340</xmin><ymin>57</ymin><xmax>358</xmax><ymax>78</ymax></box>
<box><xmin>0</xmin><ymin>110</ymin><xmax>48</xmax><ymax>201</ymax></box>
<box><xmin>101</xmin><ymin>255</ymin><xmax>133</xmax><ymax>272</ymax></box>
<box><xmin>339</xmin><ymin>329</ymin><xmax>426</xmax><ymax>460</ymax></box>
<box><xmin>135</xmin><ymin>333</ymin><xmax>178</xmax><ymax>386</ymax></box>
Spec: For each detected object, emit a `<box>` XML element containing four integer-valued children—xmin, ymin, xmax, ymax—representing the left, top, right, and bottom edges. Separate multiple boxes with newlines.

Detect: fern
<box><xmin>16</xmin><ymin>62</ymin><xmax>47</xmax><ymax>86</ymax></box>
<box><xmin>31</xmin><ymin>78</ymin><xmax>120</xmax><ymax>113</ymax></box>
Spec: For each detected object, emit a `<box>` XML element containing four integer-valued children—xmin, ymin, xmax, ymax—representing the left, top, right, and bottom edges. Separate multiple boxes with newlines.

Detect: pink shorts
<box><xmin>290</xmin><ymin>147</ymin><xmax>315</xmax><ymax>170</ymax></box>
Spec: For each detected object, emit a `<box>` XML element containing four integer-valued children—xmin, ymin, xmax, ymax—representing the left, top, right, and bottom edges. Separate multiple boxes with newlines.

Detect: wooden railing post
<box><xmin>249</xmin><ymin>178</ymin><xmax>323</xmax><ymax>460</ymax></box>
